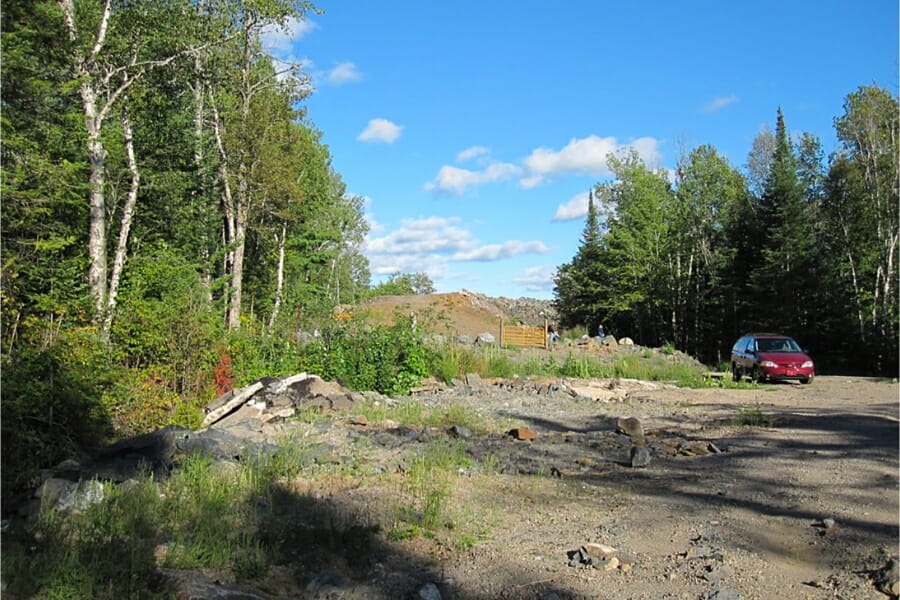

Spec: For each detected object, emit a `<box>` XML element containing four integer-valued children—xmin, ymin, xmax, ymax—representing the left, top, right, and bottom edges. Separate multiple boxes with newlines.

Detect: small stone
<box><xmin>448</xmin><ymin>425</ymin><xmax>472</xmax><ymax>438</ymax></box>
<box><xmin>616</xmin><ymin>417</ymin><xmax>644</xmax><ymax>440</ymax></box>
<box><xmin>705</xmin><ymin>563</ymin><xmax>735</xmax><ymax>584</ymax></box>
<box><xmin>417</xmin><ymin>582</ymin><xmax>442</xmax><ymax>600</ymax></box>
<box><xmin>874</xmin><ymin>557</ymin><xmax>899</xmax><ymax>597</ymax></box>
<box><xmin>465</xmin><ymin>373</ymin><xmax>484</xmax><ymax>387</ymax></box>
<box><xmin>348</xmin><ymin>415</ymin><xmax>368</xmax><ymax>426</ymax></box>
<box><xmin>508</xmin><ymin>427</ymin><xmax>537</xmax><ymax>441</ymax></box>
<box><xmin>603</xmin><ymin>556</ymin><xmax>620</xmax><ymax>571</ymax></box>
<box><xmin>630</xmin><ymin>445</ymin><xmax>651</xmax><ymax>468</ymax></box>
<box><xmin>821</xmin><ymin>518</ymin><xmax>835</xmax><ymax>529</ymax></box>
<box><xmin>583</xmin><ymin>543</ymin><xmax>618</xmax><ymax>560</ymax></box>
<box><xmin>617</xmin><ymin>552</ymin><xmax>637</xmax><ymax>569</ymax></box>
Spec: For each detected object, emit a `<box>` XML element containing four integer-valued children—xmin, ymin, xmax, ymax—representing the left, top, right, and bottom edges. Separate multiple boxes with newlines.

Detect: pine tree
<box><xmin>553</xmin><ymin>191</ymin><xmax>605</xmax><ymax>332</ymax></box>
<box><xmin>750</xmin><ymin>108</ymin><xmax>818</xmax><ymax>334</ymax></box>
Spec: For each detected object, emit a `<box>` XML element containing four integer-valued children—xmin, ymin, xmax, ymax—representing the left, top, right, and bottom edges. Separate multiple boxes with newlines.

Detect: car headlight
<box><xmin>760</xmin><ymin>361</ymin><xmax>776</xmax><ymax>368</ymax></box>
<box><xmin>801</xmin><ymin>361</ymin><xmax>813</xmax><ymax>368</ymax></box>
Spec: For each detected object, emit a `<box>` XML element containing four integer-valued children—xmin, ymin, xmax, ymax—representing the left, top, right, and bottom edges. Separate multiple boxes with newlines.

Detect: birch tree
<box><xmin>828</xmin><ymin>85</ymin><xmax>899</xmax><ymax>369</ymax></box>
<box><xmin>209</xmin><ymin>0</ymin><xmax>318</xmax><ymax>329</ymax></box>
<box><xmin>58</xmin><ymin>0</ymin><xmax>205</xmax><ymax>332</ymax></box>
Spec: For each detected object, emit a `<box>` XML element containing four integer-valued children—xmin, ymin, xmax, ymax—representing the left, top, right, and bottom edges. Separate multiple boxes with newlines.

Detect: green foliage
<box><xmin>301</xmin><ymin>317</ymin><xmax>432</xmax><ymax>395</ymax></box>
<box><xmin>553</xmin><ymin>191</ymin><xmax>605</xmax><ymax>331</ymax></box>
<box><xmin>431</xmin><ymin>344</ymin><xmax>487</xmax><ymax>383</ymax></box>
<box><xmin>734</xmin><ymin>404</ymin><xmax>772</xmax><ymax>427</ymax></box>
<box><xmin>368</xmin><ymin>272</ymin><xmax>436</xmax><ymax>297</ymax></box>
<box><xmin>1</xmin><ymin>328</ymin><xmax>114</xmax><ymax>493</ymax></box>
<box><xmin>224</xmin><ymin>327</ymin><xmax>305</xmax><ymax>385</ymax></box>
<box><xmin>110</xmin><ymin>245</ymin><xmax>220</xmax><ymax>383</ymax></box>
<box><xmin>397</xmin><ymin>440</ymin><xmax>472</xmax><ymax>532</ymax></box>
<box><xmin>3</xmin><ymin>443</ymin><xmax>328</xmax><ymax>598</ymax></box>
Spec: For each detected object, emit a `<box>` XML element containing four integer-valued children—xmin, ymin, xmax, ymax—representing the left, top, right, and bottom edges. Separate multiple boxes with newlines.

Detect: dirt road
<box><xmin>413</xmin><ymin>375</ymin><xmax>899</xmax><ymax>599</ymax></box>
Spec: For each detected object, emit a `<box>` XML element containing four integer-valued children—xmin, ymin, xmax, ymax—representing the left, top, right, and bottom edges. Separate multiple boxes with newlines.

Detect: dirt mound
<box><xmin>358</xmin><ymin>290</ymin><xmax>557</xmax><ymax>340</ymax></box>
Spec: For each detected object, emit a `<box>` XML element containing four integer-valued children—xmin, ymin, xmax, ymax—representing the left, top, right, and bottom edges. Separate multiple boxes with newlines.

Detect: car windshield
<box><xmin>758</xmin><ymin>338</ymin><xmax>801</xmax><ymax>352</ymax></box>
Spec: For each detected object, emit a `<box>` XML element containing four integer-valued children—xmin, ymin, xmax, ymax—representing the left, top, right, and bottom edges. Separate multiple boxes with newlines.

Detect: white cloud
<box><xmin>452</xmin><ymin>240</ymin><xmax>549</xmax><ymax>262</ymax></box>
<box><xmin>702</xmin><ymin>95</ymin><xmax>739</xmax><ymax>114</ymax></box>
<box><xmin>261</xmin><ymin>17</ymin><xmax>317</xmax><ymax>55</ymax></box>
<box><xmin>627</xmin><ymin>136</ymin><xmax>663</xmax><ymax>168</ymax></box>
<box><xmin>523</xmin><ymin>135</ymin><xmax>619</xmax><ymax>183</ymax></box>
<box><xmin>456</xmin><ymin>146</ymin><xmax>490</xmax><ymax>162</ymax></box>
<box><xmin>358</xmin><ymin>118</ymin><xmax>403</xmax><ymax>143</ymax></box>
<box><xmin>364</xmin><ymin>217</ymin><xmax>475</xmax><ymax>256</ymax></box>
<box><xmin>362</xmin><ymin>214</ymin><xmax>549</xmax><ymax>288</ymax></box>
<box><xmin>428</xmin><ymin>135</ymin><xmax>663</xmax><ymax>194</ymax></box>
<box><xmin>552</xmin><ymin>191</ymin><xmax>592</xmax><ymax>221</ymax></box>
<box><xmin>513</xmin><ymin>265</ymin><xmax>557</xmax><ymax>292</ymax></box>
<box><xmin>327</xmin><ymin>62</ymin><xmax>362</xmax><ymax>85</ymax></box>
<box><xmin>424</xmin><ymin>162</ymin><xmax>520</xmax><ymax>195</ymax></box>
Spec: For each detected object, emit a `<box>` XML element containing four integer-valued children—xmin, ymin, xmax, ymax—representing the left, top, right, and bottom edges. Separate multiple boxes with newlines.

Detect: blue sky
<box><xmin>264</xmin><ymin>1</ymin><xmax>898</xmax><ymax>300</ymax></box>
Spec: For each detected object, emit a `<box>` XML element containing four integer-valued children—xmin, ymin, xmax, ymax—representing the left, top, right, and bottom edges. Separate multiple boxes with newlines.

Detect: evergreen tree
<box><xmin>593</xmin><ymin>151</ymin><xmax>675</xmax><ymax>344</ymax></box>
<box><xmin>553</xmin><ymin>191</ymin><xmax>605</xmax><ymax>333</ymax></box>
<box><xmin>750</xmin><ymin>108</ymin><xmax>818</xmax><ymax>335</ymax></box>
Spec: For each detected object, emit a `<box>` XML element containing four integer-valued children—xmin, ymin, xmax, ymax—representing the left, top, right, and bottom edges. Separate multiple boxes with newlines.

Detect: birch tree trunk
<box><xmin>102</xmin><ymin>104</ymin><xmax>140</xmax><ymax>338</ymax></box>
<box><xmin>268</xmin><ymin>222</ymin><xmax>287</xmax><ymax>330</ymax></box>
<box><xmin>60</xmin><ymin>0</ymin><xmax>113</xmax><ymax>321</ymax></box>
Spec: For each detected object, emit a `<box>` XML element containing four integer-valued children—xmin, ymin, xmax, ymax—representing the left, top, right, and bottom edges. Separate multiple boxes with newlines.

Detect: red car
<box><xmin>730</xmin><ymin>333</ymin><xmax>814</xmax><ymax>384</ymax></box>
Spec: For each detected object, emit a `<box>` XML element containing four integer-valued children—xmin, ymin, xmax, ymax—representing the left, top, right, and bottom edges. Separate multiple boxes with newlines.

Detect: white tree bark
<box><xmin>102</xmin><ymin>104</ymin><xmax>140</xmax><ymax>337</ymax></box>
<box><xmin>268</xmin><ymin>222</ymin><xmax>287</xmax><ymax>330</ymax></box>
<box><xmin>60</xmin><ymin>0</ymin><xmax>113</xmax><ymax>320</ymax></box>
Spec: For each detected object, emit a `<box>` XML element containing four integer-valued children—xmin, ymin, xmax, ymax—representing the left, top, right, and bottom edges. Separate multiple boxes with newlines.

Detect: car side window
<box><xmin>746</xmin><ymin>339</ymin><xmax>756</xmax><ymax>352</ymax></box>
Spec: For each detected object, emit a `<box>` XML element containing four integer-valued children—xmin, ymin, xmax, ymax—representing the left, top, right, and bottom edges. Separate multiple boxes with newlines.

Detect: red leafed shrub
<box><xmin>213</xmin><ymin>352</ymin><xmax>234</xmax><ymax>396</ymax></box>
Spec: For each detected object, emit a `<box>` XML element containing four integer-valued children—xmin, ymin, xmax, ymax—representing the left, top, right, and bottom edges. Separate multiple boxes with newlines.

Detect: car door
<box><xmin>738</xmin><ymin>337</ymin><xmax>756</xmax><ymax>370</ymax></box>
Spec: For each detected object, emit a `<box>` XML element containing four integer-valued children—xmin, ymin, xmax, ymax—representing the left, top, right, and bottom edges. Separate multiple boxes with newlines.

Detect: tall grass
<box><xmin>1</xmin><ymin>442</ymin><xmax>338</xmax><ymax>598</ymax></box>
<box><xmin>426</xmin><ymin>343</ymin><xmax>723</xmax><ymax>388</ymax></box>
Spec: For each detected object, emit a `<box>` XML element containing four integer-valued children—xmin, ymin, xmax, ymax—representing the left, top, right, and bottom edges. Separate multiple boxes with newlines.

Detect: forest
<box><xmin>554</xmin><ymin>99</ymin><xmax>898</xmax><ymax>377</ymax></box>
<box><xmin>2</xmin><ymin>1</ymin><xmax>898</xmax><ymax>496</ymax></box>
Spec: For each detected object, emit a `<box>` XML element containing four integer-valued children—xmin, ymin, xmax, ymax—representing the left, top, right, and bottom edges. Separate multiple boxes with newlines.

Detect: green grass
<box><xmin>428</xmin><ymin>343</ymin><xmax>733</xmax><ymax>388</ymax></box>
<box><xmin>1</xmin><ymin>442</ymin><xmax>347</xmax><ymax>599</ymax></box>
<box><xmin>734</xmin><ymin>404</ymin><xmax>772</xmax><ymax>427</ymax></box>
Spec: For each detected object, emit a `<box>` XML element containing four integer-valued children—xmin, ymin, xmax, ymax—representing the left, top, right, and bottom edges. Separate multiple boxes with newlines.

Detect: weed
<box><xmin>387</xmin><ymin>524</ymin><xmax>421</xmax><ymax>541</ymax></box>
<box><xmin>734</xmin><ymin>404</ymin><xmax>771</xmax><ymax>427</ymax></box>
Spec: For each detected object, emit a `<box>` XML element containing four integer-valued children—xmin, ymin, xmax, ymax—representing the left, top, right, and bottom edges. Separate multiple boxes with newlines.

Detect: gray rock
<box><xmin>874</xmin><ymin>557</ymin><xmax>899</xmax><ymax>597</ymax></box>
<box><xmin>40</xmin><ymin>479</ymin><xmax>104</xmax><ymax>514</ymax></box>
<box><xmin>448</xmin><ymin>425</ymin><xmax>473</xmax><ymax>439</ymax></box>
<box><xmin>475</xmin><ymin>332</ymin><xmax>495</xmax><ymax>344</ymax></box>
<box><xmin>465</xmin><ymin>372</ymin><xmax>484</xmax><ymax>387</ymax></box>
<box><xmin>418</xmin><ymin>582</ymin><xmax>442</xmax><ymax>600</ymax></box>
<box><xmin>616</xmin><ymin>416</ymin><xmax>644</xmax><ymax>440</ymax></box>
<box><xmin>630</xmin><ymin>445</ymin><xmax>651</xmax><ymax>468</ymax></box>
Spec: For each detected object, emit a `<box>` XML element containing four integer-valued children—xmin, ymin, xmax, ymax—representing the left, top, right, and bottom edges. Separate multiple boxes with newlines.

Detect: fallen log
<box><xmin>201</xmin><ymin>381</ymin><xmax>264</xmax><ymax>428</ymax></box>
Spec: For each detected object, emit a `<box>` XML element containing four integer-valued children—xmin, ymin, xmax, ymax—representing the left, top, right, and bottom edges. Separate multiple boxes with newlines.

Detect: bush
<box><xmin>1</xmin><ymin>327</ymin><xmax>114</xmax><ymax>494</ymax></box>
<box><xmin>301</xmin><ymin>317</ymin><xmax>432</xmax><ymax>395</ymax></box>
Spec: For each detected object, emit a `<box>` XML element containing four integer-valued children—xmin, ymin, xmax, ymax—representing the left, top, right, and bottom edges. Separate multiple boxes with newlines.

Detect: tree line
<box><xmin>554</xmin><ymin>90</ymin><xmax>898</xmax><ymax>376</ymax></box>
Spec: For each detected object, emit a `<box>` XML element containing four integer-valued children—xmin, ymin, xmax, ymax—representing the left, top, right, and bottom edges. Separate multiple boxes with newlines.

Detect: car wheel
<box><xmin>731</xmin><ymin>364</ymin><xmax>741</xmax><ymax>382</ymax></box>
<box><xmin>751</xmin><ymin>366</ymin><xmax>763</xmax><ymax>383</ymax></box>
<box><xmin>800</xmin><ymin>376</ymin><xmax>812</xmax><ymax>385</ymax></box>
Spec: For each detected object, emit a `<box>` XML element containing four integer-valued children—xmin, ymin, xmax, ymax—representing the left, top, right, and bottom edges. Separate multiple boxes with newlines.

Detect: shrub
<box><xmin>301</xmin><ymin>317</ymin><xmax>432</xmax><ymax>395</ymax></box>
<box><xmin>1</xmin><ymin>327</ymin><xmax>114</xmax><ymax>494</ymax></box>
